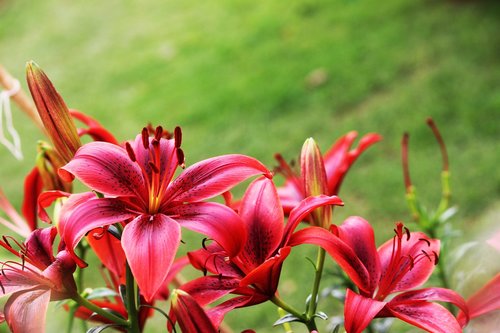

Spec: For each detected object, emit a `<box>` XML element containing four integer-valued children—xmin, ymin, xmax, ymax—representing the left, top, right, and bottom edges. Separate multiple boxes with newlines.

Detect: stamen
<box><xmin>433</xmin><ymin>251</ymin><xmax>439</xmax><ymax>265</ymax></box>
<box><xmin>141</xmin><ymin>127</ymin><xmax>150</xmax><ymax>149</ymax></box>
<box><xmin>125</xmin><ymin>142</ymin><xmax>136</xmax><ymax>162</ymax></box>
<box><xmin>177</xmin><ymin>148</ymin><xmax>185</xmax><ymax>168</ymax></box>
<box><xmin>404</xmin><ymin>226</ymin><xmax>410</xmax><ymax>241</ymax></box>
<box><xmin>174</xmin><ymin>126</ymin><xmax>182</xmax><ymax>148</ymax></box>
<box><xmin>421</xmin><ymin>250</ymin><xmax>432</xmax><ymax>262</ymax></box>
<box><xmin>419</xmin><ymin>238</ymin><xmax>431</xmax><ymax>247</ymax></box>
<box><xmin>155</xmin><ymin>126</ymin><xmax>163</xmax><ymax>141</ymax></box>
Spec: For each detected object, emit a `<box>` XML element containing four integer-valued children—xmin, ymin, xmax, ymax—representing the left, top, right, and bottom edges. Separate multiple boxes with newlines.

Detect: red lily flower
<box><xmin>0</xmin><ymin>227</ymin><xmax>77</xmax><ymax>333</ymax></box>
<box><xmin>275</xmin><ymin>132</ymin><xmax>381</xmax><ymax>216</ymax></box>
<box><xmin>289</xmin><ymin>217</ymin><xmax>468</xmax><ymax>333</ymax></box>
<box><xmin>183</xmin><ymin>177</ymin><xmax>343</xmax><ymax>327</ymax></box>
<box><xmin>57</xmin><ymin>126</ymin><xmax>271</xmax><ymax>301</ymax></box>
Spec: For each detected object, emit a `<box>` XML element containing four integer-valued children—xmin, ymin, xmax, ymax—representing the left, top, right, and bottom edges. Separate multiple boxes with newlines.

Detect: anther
<box><xmin>433</xmin><ymin>251</ymin><xmax>439</xmax><ymax>265</ymax></box>
<box><xmin>404</xmin><ymin>226</ymin><xmax>410</xmax><ymax>241</ymax></box>
<box><xmin>419</xmin><ymin>238</ymin><xmax>431</xmax><ymax>247</ymax></box>
<box><xmin>421</xmin><ymin>250</ymin><xmax>432</xmax><ymax>262</ymax></box>
<box><xmin>141</xmin><ymin>127</ymin><xmax>150</xmax><ymax>150</ymax></box>
<box><xmin>174</xmin><ymin>126</ymin><xmax>182</xmax><ymax>148</ymax></box>
<box><xmin>155</xmin><ymin>126</ymin><xmax>163</xmax><ymax>141</ymax></box>
<box><xmin>125</xmin><ymin>142</ymin><xmax>136</xmax><ymax>162</ymax></box>
<box><xmin>176</xmin><ymin>148</ymin><xmax>185</xmax><ymax>168</ymax></box>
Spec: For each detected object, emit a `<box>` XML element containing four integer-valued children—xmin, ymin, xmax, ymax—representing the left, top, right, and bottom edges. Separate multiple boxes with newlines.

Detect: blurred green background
<box><xmin>0</xmin><ymin>0</ymin><xmax>499</xmax><ymax>332</ymax></box>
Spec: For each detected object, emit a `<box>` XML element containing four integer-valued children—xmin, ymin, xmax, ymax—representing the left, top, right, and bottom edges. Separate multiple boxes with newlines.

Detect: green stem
<box><xmin>307</xmin><ymin>247</ymin><xmax>326</xmax><ymax>318</ymax></box>
<box><xmin>271</xmin><ymin>295</ymin><xmax>305</xmax><ymax>321</ymax></box>
<box><xmin>126</xmin><ymin>262</ymin><xmax>141</xmax><ymax>333</ymax></box>
<box><xmin>72</xmin><ymin>293</ymin><xmax>129</xmax><ymax>327</ymax></box>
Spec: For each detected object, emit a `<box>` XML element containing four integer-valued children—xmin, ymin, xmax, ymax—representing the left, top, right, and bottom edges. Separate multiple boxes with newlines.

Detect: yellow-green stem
<box><xmin>126</xmin><ymin>262</ymin><xmax>141</xmax><ymax>333</ymax></box>
<box><xmin>307</xmin><ymin>246</ymin><xmax>326</xmax><ymax>318</ymax></box>
<box><xmin>72</xmin><ymin>293</ymin><xmax>129</xmax><ymax>327</ymax></box>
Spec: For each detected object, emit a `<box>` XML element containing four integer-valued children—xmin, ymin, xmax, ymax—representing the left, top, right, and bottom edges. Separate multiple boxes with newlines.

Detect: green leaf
<box><xmin>86</xmin><ymin>288</ymin><xmax>119</xmax><ymax>300</ymax></box>
<box><xmin>86</xmin><ymin>324</ymin><xmax>124</xmax><ymax>333</ymax></box>
<box><xmin>273</xmin><ymin>314</ymin><xmax>302</xmax><ymax>326</ymax></box>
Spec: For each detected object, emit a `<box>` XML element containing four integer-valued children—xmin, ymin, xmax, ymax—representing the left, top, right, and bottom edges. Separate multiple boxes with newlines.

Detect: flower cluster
<box><xmin>0</xmin><ymin>63</ymin><xmax>496</xmax><ymax>333</ymax></box>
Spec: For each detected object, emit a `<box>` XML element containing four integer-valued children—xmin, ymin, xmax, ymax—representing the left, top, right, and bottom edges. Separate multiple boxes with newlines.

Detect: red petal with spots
<box><xmin>60</xmin><ymin>197</ymin><xmax>135</xmax><ymax>267</ymax></box>
<box><xmin>387</xmin><ymin>300</ymin><xmax>462</xmax><ymax>333</ymax></box>
<box><xmin>122</xmin><ymin>214</ymin><xmax>181</xmax><ymax>302</ymax></box>
<box><xmin>333</xmin><ymin>216</ymin><xmax>380</xmax><ymax>294</ymax></box>
<box><xmin>166</xmin><ymin>154</ymin><xmax>272</xmax><ymax>203</ymax></box>
<box><xmin>180</xmin><ymin>276</ymin><xmax>243</xmax><ymax>306</ymax></box>
<box><xmin>344</xmin><ymin>289</ymin><xmax>386</xmax><ymax>333</ymax></box>
<box><xmin>238</xmin><ymin>178</ymin><xmax>284</xmax><ymax>271</ymax></box>
<box><xmin>59</xmin><ymin>141</ymin><xmax>147</xmax><ymax>200</ymax></box>
<box><xmin>171</xmin><ymin>202</ymin><xmax>246</xmax><ymax>257</ymax></box>
<box><xmin>288</xmin><ymin>227</ymin><xmax>371</xmax><ymax>294</ymax></box>
<box><xmin>188</xmin><ymin>245</ymin><xmax>242</xmax><ymax>278</ymax></box>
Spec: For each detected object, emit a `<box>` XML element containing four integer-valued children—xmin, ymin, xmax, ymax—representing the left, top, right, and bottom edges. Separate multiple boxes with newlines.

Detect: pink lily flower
<box><xmin>275</xmin><ymin>132</ymin><xmax>381</xmax><ymax>216</ymax></box>
<box><xmin>0</xmin><ymin>227</ymin><xmax>77</xmax><ymax>333</ymax></box>
<box><xmin>57</xmin><ymin>126</ymin><xmax>271</xmax><ymax>301</ymax></box>
<box><xmin>288</xmin><ymin>217</ymin><xmax>468</xmax><ymax>333</ymax></box>
<box><xmin>183</xmin><ymin>177</ymin><xmax>343</xmax><ymax>327</ymax></box>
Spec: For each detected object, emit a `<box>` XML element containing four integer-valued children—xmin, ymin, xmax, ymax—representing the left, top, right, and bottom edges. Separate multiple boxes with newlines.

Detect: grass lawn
<box><xmin>0</xmin><ymin>0</ymin><xmax>499</xmax><ymax>332</ymax></box>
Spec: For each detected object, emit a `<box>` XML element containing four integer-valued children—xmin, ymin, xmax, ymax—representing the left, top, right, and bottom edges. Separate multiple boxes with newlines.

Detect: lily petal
<box><xmin>171</xmin><ymin>202</ymin><xmax>246</xmax><ymax>257</ymax></box>
<box><xmin>59</xmin><ymin>141</ymin><xmax>146</xmax><ymax>200</ymax></box>
<box><xmin>240</xmin><ymin>247</ymin><xmax>291</xmax><ymax>296</ymax></box>
<box><xmin>60</xmin><ymin>197</ymin><xmax>135</xmax><ymax>267</ymax></box>
<box><xmin>282</xmin><ymin>195</ymin><xmax>343</xmax><ymax>246</ymax></box>
<box><xmin>344</xmin><ymin>289</ymin><xmax>386</xmax><ymax>333</ymax></box>
<box><xmin>122</xmin><ymin>214</ymin><xmax>181</xmax><ymax>302</ymax></box>
<box><xmin>391</xmin><ymin>287</ymin><xmax>468</xmax><ymax>326</ymax></box>
<box><xmin>324</xmin><ymin>132</ymin><xmax>381</xmax><ymax>194</ymax></box>
<box><xmin>288</xmin><ymin>227</ymin><xmax>371</xmax><ymax>293</ymax></box>
<box><xmin>387</xmin><ymin>300</ymin><xmax>462</xmax><ymax>333</ymax></box>
<box><xmin>167</xmin><ymin>154</ymin><xmax>272</xmax><ymax>203</ymax></box>
<box><xmin>333</xmin><ymin>216</ymin><xmax>381</xmax><ymax>294</ymax></box>
<box><xmin>181</xmin><ymin>276</ymin><xmax>243</xmax><ymax>306</ymax></box>
<box><xmin>238</xmin><ymin>178</ymin><xmax>284</xmax><ymax>271</ymax></box>
<box><xmin>188</xmin><ymin>245</ymin><xmax>242</xmax><ymax>278</ymax></box>
<box><xmin>4</xmin><ymin>287</ymin><xmax>51</xmax><ymax>333</ymax></box>
<box><xmin>87</xmin><ymin>228</ymin><xmax>126</xmax><ymax>280</ymax></box>
<box><xmin>21</xmin><ymin>167</ymin><xmax>43</xmax><ymax>231</ymax></box>
<box><xmin>457</xmin><ymin>273</ymin><xmax>500</xmax><ymax>324</ymax></box>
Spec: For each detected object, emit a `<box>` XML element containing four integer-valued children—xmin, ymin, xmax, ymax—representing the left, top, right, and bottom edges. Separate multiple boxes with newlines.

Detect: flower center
<box><xmin>375</xmin><ymin>223</ymin><xmax>438</xmax><ymax>300</ymax></box>
<box><xmin>125</xmin><ymin>126</ymin><xmax>185</xmax><ymax>214</ymax></box>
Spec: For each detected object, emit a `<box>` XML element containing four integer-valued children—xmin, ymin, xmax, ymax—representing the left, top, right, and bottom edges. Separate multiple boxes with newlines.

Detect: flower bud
<box><xmin>26</xmin><ymin>61</ymin><xmax>81</xmax><ymax>164</ymax></box>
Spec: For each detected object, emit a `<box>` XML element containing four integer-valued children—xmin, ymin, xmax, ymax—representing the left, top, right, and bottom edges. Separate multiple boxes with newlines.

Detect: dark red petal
<box><xmin>122</xmin><ymin>214</ymin><xmax>181</xmax><ymax>302</ymax></box>
<box><xmin>344</xmin><ymin>289</ymin><xmax>386</xmax><ymax>333</ymax></box>
<box><xmin>240</xmin><ymin>247</ymin><xmax>291</xmax><ymax>297</ymax></box>
<box><xmin>22</xmin><ymin>167</ymin><xmax>43</xmax><ymax>230</ymax></box>
<box><xmin>334</xmin><ymin>216</ymin><xmax>380</xmax><ymax>294</ymax></box>
<box><xmin>238</xmin><ymin>178</ymin><xmax>284</xmax><ymax>270</ymax></box>
<box><xmin>37</xmin><ymin>190</ymin><xmax>71</xmax><ymax>223</ymax></box>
